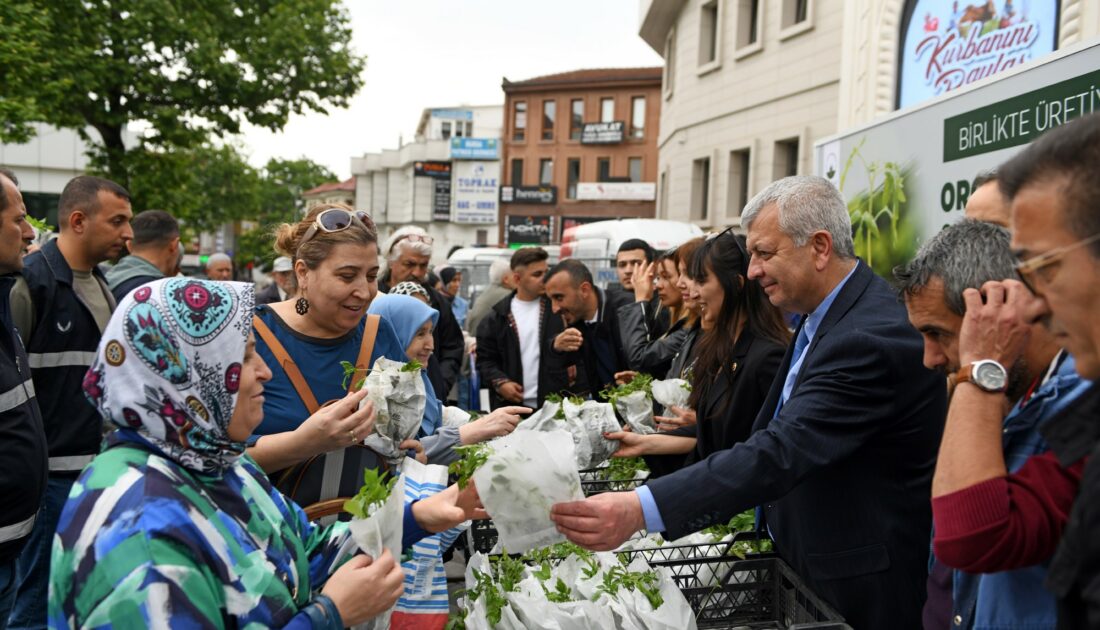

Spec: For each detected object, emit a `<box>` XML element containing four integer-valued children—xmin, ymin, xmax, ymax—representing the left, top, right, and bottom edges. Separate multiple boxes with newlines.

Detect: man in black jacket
<box><xmin>8</xmin><ymin>175</ymin><xmax>132</xmax><ymax>629</ymax></box>
<box><xmin>611</xmin><ymin>238</ymin><xmax>668</xmax><ymax>338</ymax></box>
<box><xmin>476</xmin><ymin>247</ymin><xmax>569</xmax><ymax>410</ymax></box>
<box><xmin>378</xmin><ymin>226</ymin><xmax>464</xmax><ymax>401</ymax></box>
<box><xmin>544</xmin><ymin>259</ymin><xmax>633</xmax><ymax>399</ymax></box>
<box><xmin>0</xmin><ymin>169</ymin><xmax>47</xmax><ymax>628</ymax></box>
<box><xmin>552</xmin><ymin>176</ymin><xmax>946</xmax><ymax>629</ymax></box>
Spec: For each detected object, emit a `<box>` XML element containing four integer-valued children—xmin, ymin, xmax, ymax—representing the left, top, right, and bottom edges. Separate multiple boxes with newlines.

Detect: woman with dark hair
<box><xmin>608</xmin><ymin>229</ymin><xmax>789</xmax><ymax>464</ymax></box>
<box><xmin>616</xmin><ymin>242</ymin><xmax>698</xmax><ymax>377</ymax></box>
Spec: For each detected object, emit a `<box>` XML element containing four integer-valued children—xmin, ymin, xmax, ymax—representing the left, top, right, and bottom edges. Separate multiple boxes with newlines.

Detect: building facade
<box><xmin>639</xmin><ymin>0</ymin><xmax>1100</xmax><ymax>229</ymax></box>
<box><xmin>499</xmin><ymin>68</ymin><xmax>663</xmax><ymax>245</ymax></box>
<box><xmin>302</xmin><ymin>178</ymin><xmax>356</xmax><ymax>210</ymax></box>
<box><xmin>351</xmin><ymin>105</ymin><xmax>503</xmax><ymax>263</ymax></box>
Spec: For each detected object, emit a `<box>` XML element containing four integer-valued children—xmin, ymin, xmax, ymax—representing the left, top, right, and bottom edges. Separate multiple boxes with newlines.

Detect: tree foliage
<box><xmin>0</xmin><ymin>0</ymin><xmax>364</xmax><ymax>186</ymax></box>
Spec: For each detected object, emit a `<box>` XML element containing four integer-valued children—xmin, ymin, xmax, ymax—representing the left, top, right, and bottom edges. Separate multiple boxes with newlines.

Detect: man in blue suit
<box><xmin>551</xmin><ymin>175</ymin><xmax>947</xmax><ymax>629</ymax></box>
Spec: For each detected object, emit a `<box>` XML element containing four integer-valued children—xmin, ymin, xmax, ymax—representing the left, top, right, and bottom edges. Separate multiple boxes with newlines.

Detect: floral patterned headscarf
<box><xmin>83</xmin><ymin>278</ymin><xmax>254</xmax><ymax>475</ymax></box>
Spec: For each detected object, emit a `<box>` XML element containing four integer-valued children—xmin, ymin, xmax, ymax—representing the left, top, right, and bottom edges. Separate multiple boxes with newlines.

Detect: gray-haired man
<box><xmin>896</xmin><ymin>219</ymin><xmax>1089</xmax><ymax>630</ymax></box>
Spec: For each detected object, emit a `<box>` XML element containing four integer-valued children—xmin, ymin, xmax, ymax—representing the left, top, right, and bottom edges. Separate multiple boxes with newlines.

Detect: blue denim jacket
<box><xmin>951</xmin><ymin>353</ymin><xmax>1091</xmax><ymax>630</ymax></box>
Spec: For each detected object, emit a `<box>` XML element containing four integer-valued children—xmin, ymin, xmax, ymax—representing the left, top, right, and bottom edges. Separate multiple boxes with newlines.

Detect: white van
<box><xmin>560</xmin><ymin>219</ymin><xmax>704</xmax><ymax>286</ymax></box>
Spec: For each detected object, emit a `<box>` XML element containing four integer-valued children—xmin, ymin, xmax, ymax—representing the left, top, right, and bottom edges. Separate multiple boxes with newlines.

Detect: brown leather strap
<box><xmin>303</xmin><ymin>498</ymin><xmax>350</xmax><ymax>521</ymax></box>
<box><xmin>348</xmin><ymin>314</ymin><xmax>380</xmax><ymax>392</ymax></box>
<box><xmin>252</xmin><ymin>315</ymin><xmax>320</xmax><ymax>414</ymax></box>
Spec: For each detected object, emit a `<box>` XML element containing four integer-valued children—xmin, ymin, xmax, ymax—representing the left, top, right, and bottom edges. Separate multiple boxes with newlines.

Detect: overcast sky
<box><xmin>235</xmin><ymin>0</ymin><xmax>663</xmax><ymax>180</ymax></box>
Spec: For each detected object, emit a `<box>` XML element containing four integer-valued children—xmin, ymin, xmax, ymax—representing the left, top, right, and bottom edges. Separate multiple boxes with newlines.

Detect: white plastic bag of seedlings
<box><xmin>561</xmin><ymin>398</ymin><xmax>621</xmax><ymax>469</ymax></box>
<box><xmin>514</xmin><ymin>399</ymin><xmax>562</xmax><ymax>433</ymax></box>
<box><xmin>652</xmin><ymin>378</ymin><xmax>692</xmax><ymax>412</ymax></box>
<box><xmin>461</xmin><ymin>553</ymin><xmax>528</xmax><ymax>630</ymax></box>
<box><xmin>508</xmin><ymin>574</ymin><xmax>616</xmax><ymax>629</ymax></box>
<box><xmin>361</xmin><ymin>357</ymin><xmax>426</xmax><ymax>469</ymax></box>
<box><xmin>472</xmin><ymin>430</ymin><xmax>583</xmax><ymax>553</ymax></box>
<box><xmin>614</xmin><ymin>389</ymin><xmax>657</xmax><ymax>435</ymax></box>
<box><xmin>348</xmin><ymin>473</ymin><xmax>406</xmax><ymax>630</ymax></box>
<box><xmin>441</xmin><ymin>405</ymin><xmax>472</xmax><ymax>428</ymax></box>
<box><xmin>605</xmin><ymin>559</ymin><xmax>697</xmax><ymax>630</ymax></box>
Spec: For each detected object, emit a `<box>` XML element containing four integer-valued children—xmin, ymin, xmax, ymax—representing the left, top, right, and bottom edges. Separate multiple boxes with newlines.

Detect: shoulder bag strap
<box><xmin>252</xmin><ymin>314</ymin><xmax>320</xmax><ymax>414</ymax></box>
<box><xmin>348</xmin><ymin>314</ymin><xmax>381</xmax><ymax>393</ymax></box>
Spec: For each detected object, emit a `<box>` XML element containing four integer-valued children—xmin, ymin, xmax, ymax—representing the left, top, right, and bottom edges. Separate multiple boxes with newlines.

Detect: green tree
<box><xmin>236</xmin><ymin>157</ymin><xmax>337</xmax><ymax>269</ymax></box>
<box><xmin>0</xmin><ymin>0</ymin><xmax>364</xmax><ymax>187</ymax></box>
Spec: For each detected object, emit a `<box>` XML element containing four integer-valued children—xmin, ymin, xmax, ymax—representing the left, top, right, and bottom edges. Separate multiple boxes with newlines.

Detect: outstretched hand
<box><xmin>411</xmin><ymin>481</ymin><xmax>489</xmax><ymax>533</ymax></box>
<box><xmin>604</xmin><ymin>430</ymin><xmax>648</xmax><ymax>458</ymax></box>
<box><xmin>550</xmin><ymin>492</ymin><xmax>646</xmax><ymax>551</ymax></box>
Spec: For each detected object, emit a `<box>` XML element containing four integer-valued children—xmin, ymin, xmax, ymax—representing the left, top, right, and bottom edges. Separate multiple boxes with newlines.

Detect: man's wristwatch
<box><xmin>955</xmin><ymin>359</ymin><xmax>1008</xmax><ymax>393</ymax></box>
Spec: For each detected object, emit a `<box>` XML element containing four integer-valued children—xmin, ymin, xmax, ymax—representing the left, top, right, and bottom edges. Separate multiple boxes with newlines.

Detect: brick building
<box><xmin>500</xmin><ymin>67</ymin><xmax>663</xmax><ymax>245</ymax></box>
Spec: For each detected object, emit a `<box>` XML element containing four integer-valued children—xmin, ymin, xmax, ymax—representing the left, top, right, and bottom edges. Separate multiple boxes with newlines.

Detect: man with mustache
<box><xmin>896</xmin><ymin>219</ymin><xmax>1089</xmax><ymax>630</ymax></box>
<box><xmin>7</xmin><ymin>176</ymin><xmax>132</xmax><ymax>629</ymax></box>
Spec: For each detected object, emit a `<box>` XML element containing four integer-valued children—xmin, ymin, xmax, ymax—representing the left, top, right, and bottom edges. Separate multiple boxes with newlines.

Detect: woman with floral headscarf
<box><xmin>49</xmin><ymin>279</ymin><xmax>483</xmax><ymax>629</ymax></box>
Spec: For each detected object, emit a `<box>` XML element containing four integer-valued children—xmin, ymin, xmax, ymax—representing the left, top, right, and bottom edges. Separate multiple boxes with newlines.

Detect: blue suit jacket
<box><xmin>646</xmin><ymin>261</ymin><xmax>947</xmax><ymax>630</ymax></box>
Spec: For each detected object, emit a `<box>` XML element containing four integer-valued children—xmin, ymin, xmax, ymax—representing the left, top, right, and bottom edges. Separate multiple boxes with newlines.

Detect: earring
<box><xmin>295</xmin><ymin>296</ymin><xmax>310</xmax><ymax>315</ymax></box>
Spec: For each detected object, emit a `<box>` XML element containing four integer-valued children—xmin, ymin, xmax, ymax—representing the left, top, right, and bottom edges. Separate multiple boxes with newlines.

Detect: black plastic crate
<box><xmin>577</xmin><ymin>466</ymin><xmax>648</xmax><ymax>496</ymax></box>
<box><xmin>666</xmin><ymin>556</ymin><xmax>850</xmax><ymax>629</ymax></box>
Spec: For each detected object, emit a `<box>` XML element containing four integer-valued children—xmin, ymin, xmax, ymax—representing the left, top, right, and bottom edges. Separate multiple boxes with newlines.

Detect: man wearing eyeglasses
<box><xmin>896</xmin><ymin>219</ymin><xmax>1089</xmax><ymax>630</ymax></box>
<box><xmin>928</xmin><ymin>113</ymin><xmax>1100</xmax><ymax>628</ymax></box>
<box><xmin>378</xmin><ymin>227</ymin><xmax>465</xmax><ymax>402</ymax></box>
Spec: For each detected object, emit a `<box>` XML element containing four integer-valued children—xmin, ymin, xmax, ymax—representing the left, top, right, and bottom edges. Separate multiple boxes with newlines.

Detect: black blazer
<box><xmin>670</xmin><ymin>328</ymin><xmax>785</xmax><ymax>464</ymax></box>
<box><xmin>646</xmin><ymin>262</ymin><xmax>946</xmax><ymax>630</ymax></box>
<box><xmin>475</xmin><ymin>294</ymin><xmax>570</xmax><ymax>410</ymax></box>
<box><xmin>554</xmin><ymin>287</ymin><xmax>633</xmax><ymax>398</ymax></box>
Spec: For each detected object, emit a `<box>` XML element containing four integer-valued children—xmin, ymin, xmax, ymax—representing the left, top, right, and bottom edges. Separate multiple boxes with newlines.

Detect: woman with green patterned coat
<box><xmin>48</xmin><ymin>278</ymin><xmax>482</xmax><ymax>629</ymax></box>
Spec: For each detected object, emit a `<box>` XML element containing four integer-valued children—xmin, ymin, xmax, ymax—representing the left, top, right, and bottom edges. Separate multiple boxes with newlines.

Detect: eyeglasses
<box><xmin>390</xmin><ymin>232</ymin><xmax>435</xmax><ymax>253</ymax></box>
<box><xmin>1014</xmin><ymin>231</ymin><xmax>1100</xmax><ymax>293</ymax></box>
<box><xmin>706</xmin><ymin>225</ymin><xmax>750</xmax><ymax>271</ymax></box>
<box><xmin>299</xmin><ymin>208</ymin><xmax>376</xmax><ymax>250</ymax></box>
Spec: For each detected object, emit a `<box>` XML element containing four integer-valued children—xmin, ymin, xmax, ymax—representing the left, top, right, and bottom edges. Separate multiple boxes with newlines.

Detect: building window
<box><xmin>465</xmin><ymin>121</ymin><xmax>474</xmax><ymax>136</ymax></box>
<box><xmin>699</xmin><ymin>0</ymin><xmax>719</xmax><ymax>66</ymax></box>
<box><xmin>539</xmin><ymin>158</ymin><xmax>553</xmax><ymax>185</ymax></box>
<box><xmin>774</xmin><ymin>138</ymin><xmax>800</xmax><ymax>179</ymax></box>
<box><xmin>736</xmin><ymin>0</ymin><xmax>761</xmax><ymax>49</ymax></box>
<box><xmin>727</xmin><ymin>149</ymin><xmax>751</xmax><ymax>217</ymax></box>
<box><xmin>630</xmin><ymin>97</ymin><xmax>646</xmax><ymax>140</ymax></box>
<box><xmin>691</xmin><ymin>157</ymin><xmax>711</xmax><ymax>222</ymax></box>
<box><xmin>513</xmin><ymin>101</ymin><xmax>527</xmax><ymax>141</ymax></box>
<box><xmin>782</xmin><ymin>0</ymin><xmax>810</xmax><ymax>29</ymax></box>
<box><xmin>664</xmin><ymin>29</ymin><xmax>676</xmax><ymax>99</ymax></box>
<box><xmin>476</xmin><ymin>229</ymin><xmax>488</xmax><ymax>245</ymax></box>
<box><xmin>567</xmin><ymin>158</ymin><xmax>581</xmax><ymax>199</ymax></box>
<box><xmin>570</xmin><ymin>99</ymin><xmax>584</xmax><ymax>140</ymax></box>
<box><xmin>628</xmin><ymin>158</ymin><xmax>643</xmax><ymax>183</ymax></box>
<box><xmin>542</xmin><ymin>99</ymin><xmax>556</xmax><ymax>141</ymax></box>
<box><xmin>511</xmin><ymin>158</ymin><xmax>524</xmax><ymax>186</ymax></box>
<box><xmin>600</xmin><ymin>98</ymin><xmax>615</xmax><ymax>123</ymax></box>
<box><xmin>597</xmin><ymin>158</ymin><xmax>611</xmax><ymax>183</ymax></box>
<box><xmin>441</xmin><ymin>121</ymin><xmax>452</xmax><ymax>140</ymax></box>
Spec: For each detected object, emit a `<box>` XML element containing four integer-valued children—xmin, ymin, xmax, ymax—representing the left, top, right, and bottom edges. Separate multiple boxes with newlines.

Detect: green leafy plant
<box><xmin>340</xmin><ymin>360</ymin><xmax>366</xmax><ymax>391</ymax></box>
<box><xmin>838</xmin><ymin>139</ymin><xmax>918</xmax><ymax>278</ymax></box>
<box><xmin>25</xmin><ymin>216</ymin><xmax>53</xmax><ymax>233</ymax></box>
<box><xmin>343</xmin><ymin>468</ymin><xmax>397</xmax><ymax>519</ymax></box>
<box><xmin>448</xmin><ymin>443</ymin><xmax>492</xmax><ymax>489</ymax></box>
<box><xmin>544</xmin><ymin>392</ymin><xmax>584</xmax><ymax>419</ymax></box>
<box><xmin>595</xmin><ymin>565</ymin><xmax>664</xmax><ymax>610</ymax></box>
<box><xmin>401</xmin><ymin>359</ymin><xmax>424</xmax><ymax>373</ymax></box>
<box><xmin>543</xmin><ymin>578</ymin><xmax>574</xmax><ymax>603</ymax></box>
<box><xmin>601</xmin><ymin>458</ymin><xmax>649</xmax><ymax>483</ymax></box>
<box><xmin>600</xmin><ymin>372</ymin><xmax>654</xmax><ymax>404</ymax></box>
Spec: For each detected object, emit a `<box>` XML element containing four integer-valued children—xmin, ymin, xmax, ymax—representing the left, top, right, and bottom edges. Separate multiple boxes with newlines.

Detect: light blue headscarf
<box><xmin>367</xmin><ymin>293</ymin><xmax>442</xmax><ymax>436</ymax></box>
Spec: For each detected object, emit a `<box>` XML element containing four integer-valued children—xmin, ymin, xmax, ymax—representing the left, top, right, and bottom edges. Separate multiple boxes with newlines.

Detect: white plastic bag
<box><xmin>348</xmin><ymin>473</ymin><xmax>406</xmax><ymax>630</ymax></box>
<box><xmin>652</xmin><ymin>378</ymin><xmax>692</xmax><ymax>412</ymax></box>
<box><xmin>561</xmin><ymin>398</ymin><xmax>621</xmax><ymax>469</ymax></box>
<box><xmin>614</xmin><ymin>389</ymin><xmax>657</xmax><ymax>435</ymax></box>
<box><xmin>472</xmin><ymin>430</ymin><xmax>583</xmax><ymax>553</ymax></box>
<box><xmin>441</xmin><ymin>405</ymin><xmax>472</xmax><ymax>428</ymax></box>
<box><xmin>514</xmin><ymin>400</ymin><xmax>562</xmax><ymax>433</ymax></box>
<box><xmin>362</xmin><ymin>357</ymin><xmax>426</xmax><ymax>469</ymax></box>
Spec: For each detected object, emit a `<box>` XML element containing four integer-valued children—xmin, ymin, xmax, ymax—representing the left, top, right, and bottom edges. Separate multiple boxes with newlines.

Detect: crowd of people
<box><xmin>0</xmin><ymin>112</ymin><xmax>1097</xmax><ymax>629</ymax></box>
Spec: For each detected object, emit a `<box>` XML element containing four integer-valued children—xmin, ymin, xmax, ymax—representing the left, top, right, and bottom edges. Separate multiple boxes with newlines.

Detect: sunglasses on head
<box><xmin>299</xmin><ymin>208</ymin><xmax>376</xmax><ymax>250</ymax></box>
<box><xmin>705</xmin><ymin>225</ymin><xmax>749</xmax><ymax>272</ymax></box>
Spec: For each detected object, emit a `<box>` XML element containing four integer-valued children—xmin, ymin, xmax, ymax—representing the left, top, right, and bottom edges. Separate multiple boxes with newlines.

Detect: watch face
<box><xmin>974</xmin><ymin>361</ymin><xmax>1008</xmax><ymax>391</ymax></box>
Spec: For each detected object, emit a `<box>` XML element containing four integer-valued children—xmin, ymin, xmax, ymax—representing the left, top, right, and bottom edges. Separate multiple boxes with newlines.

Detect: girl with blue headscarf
<box><xmin>367</xmin><ymin>294</ymin><xmax>530</xmax><ymax>464</ymax></box>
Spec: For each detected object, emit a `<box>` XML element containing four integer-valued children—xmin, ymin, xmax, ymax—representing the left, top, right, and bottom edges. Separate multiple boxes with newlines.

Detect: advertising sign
<box><xmin>897</xmin><ymin>0</ymin><xmax>1059</xmax><ymax>109</ymax></box>
<box><xmin>575</xmin><ymin>182</ymin><xmax>656</xmax><ymax>201</ymax></box>
<box><xmin>816</xmin><ymin>42</ymin><xmax>1100</xmax><ymax>249</ymax></box>
<box><xmin>450</xmin><ymin>137</ymin><xmax>500</xmax><ymax>160</ymax></box>
<box><xmin>506</xmin><ymin>215</ymin><xmax>554</xmax><ymax>245</ymax></box>
<box><xmin>580</xmin><ymin>121</ymin><xmax>625</xmax><ymax>144</ymax></box>
<box><xmin>431</xmin><ymin>108</ymin><xmax>473</xmax><ymax>121</ymax></box>
<box><xmin>500</xmin><ymin>185</ymin><xmax>557</xmax><ymax>205</ymax></box>
<box><xmin>451</xmin><ymin>160</ymin><xmax>499</xmax><ymax>224</ymax></box>
<box><xmin>433</xmin><ymin>178</ymin><xmax>451</xmax><ymax>222</ymax></box>
<box><xmin>414</xmin><ymin>160</ymin><xmax>451</xmax><ymax>179</ymax></box>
